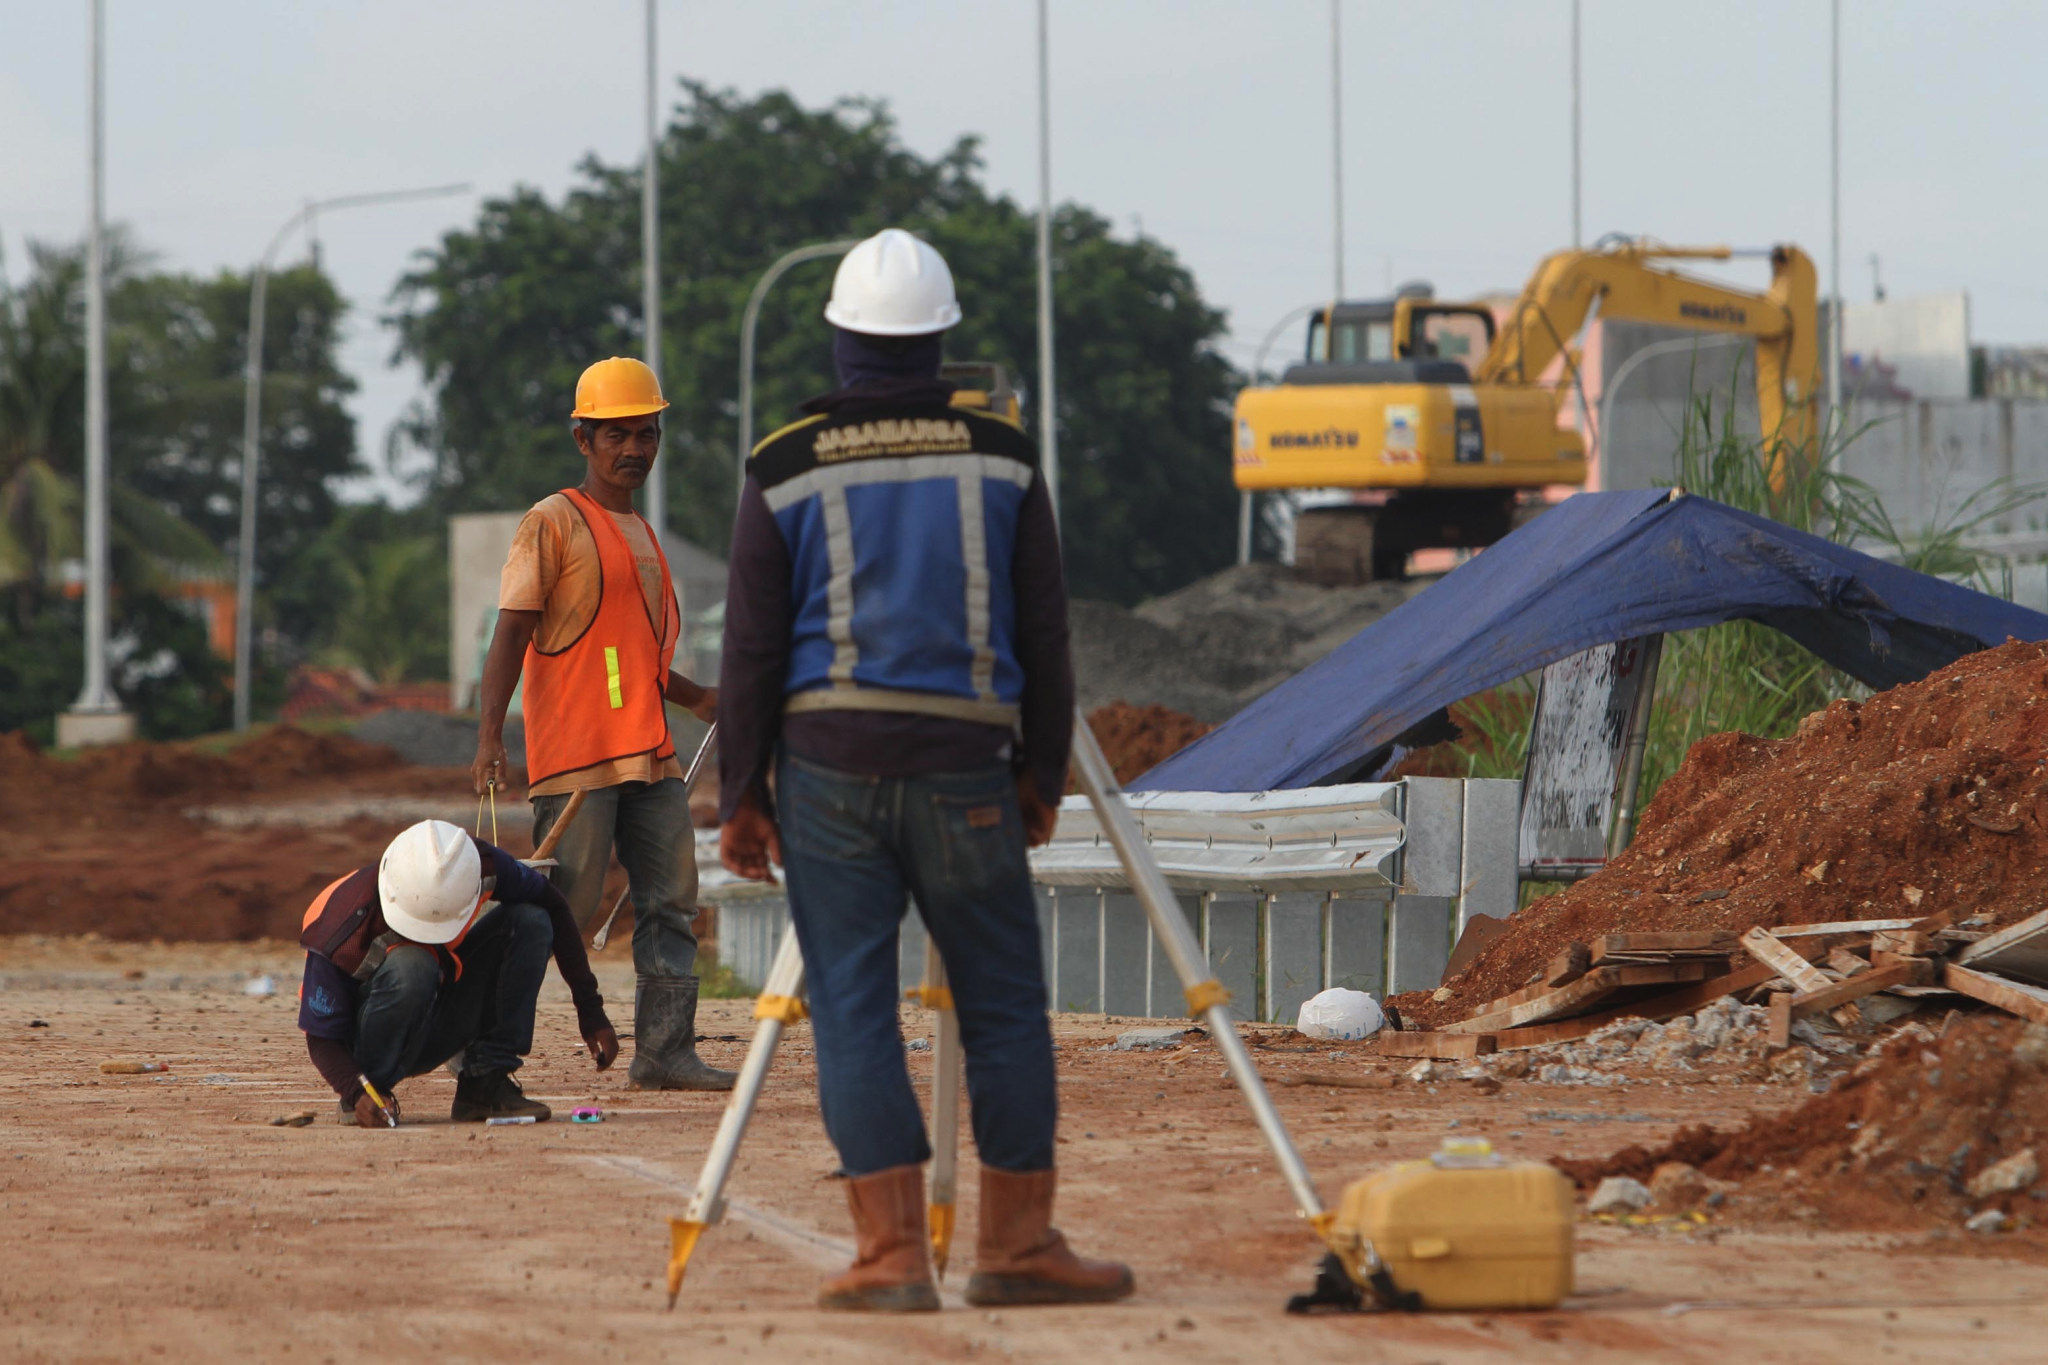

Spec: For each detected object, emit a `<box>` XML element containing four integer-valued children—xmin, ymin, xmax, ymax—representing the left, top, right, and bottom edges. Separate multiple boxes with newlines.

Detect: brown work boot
<box><xmin>965</xmin><ymin>1167</ymin><xmax>1134</xmax><ymax>1306</ymax></box>
<box><xmin>817</xmin><ymin>1165</ymin><xmax>942</xmax><ymax>1312</ymax></box>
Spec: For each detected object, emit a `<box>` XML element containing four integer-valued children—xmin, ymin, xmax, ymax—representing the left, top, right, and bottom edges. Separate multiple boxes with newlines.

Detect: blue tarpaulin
<box><xmin>1135</xmin><ymin>489</ymin><xmax>2048</xmax><ymax>793</ymax></box>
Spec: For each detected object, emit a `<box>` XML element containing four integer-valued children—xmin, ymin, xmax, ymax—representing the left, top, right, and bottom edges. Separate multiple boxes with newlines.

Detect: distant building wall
<box><xmin>1835</xmin><ymin>397</ymin><xmax>2048</xmax><ymax>541</ymax></box>
<box><xmin>449</xmin><ymin>512</ymin><xmax>523</xmax><ymax>712</ymax></box>
<box><xmin>447</xmin><ymin>511</ymin><xmax>729</xmax><ymax>712</ymax></box>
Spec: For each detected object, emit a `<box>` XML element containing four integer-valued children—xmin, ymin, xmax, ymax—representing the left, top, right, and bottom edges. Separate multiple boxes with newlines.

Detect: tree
<box><xmin>0</xmin><ymin>235</ymin><xmax>362</xmax><ymax>733</ymax></box>
<box><xmin>113</xmin><ymin>260</ymin><xmax>359</xmax><ymax>645</ymax></box>
<box><xmin>391</xmin><ymin>83</ymin><xmax>1242</xmax><ymax>604</ymax></box>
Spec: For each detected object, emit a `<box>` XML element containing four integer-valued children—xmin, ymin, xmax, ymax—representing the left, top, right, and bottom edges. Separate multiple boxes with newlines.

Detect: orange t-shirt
<box><xmin>500</xmin><ymin>492</ymin><xmax>684</xmax><ymax>796</ymax></box>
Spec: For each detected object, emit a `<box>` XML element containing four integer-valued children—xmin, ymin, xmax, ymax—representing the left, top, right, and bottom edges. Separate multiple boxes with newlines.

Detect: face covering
<box><xmin>832</xmin><ymin>327</ymin><xmax>945</xmax><ymax>389</ymax></box>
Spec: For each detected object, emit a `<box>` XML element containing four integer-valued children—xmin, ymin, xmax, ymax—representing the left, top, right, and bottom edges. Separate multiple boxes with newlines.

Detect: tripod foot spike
<box><xmin>929</xmin><ymin>1201</ymin><xmax>955</xmax><ymax>1280</ymax></box>
<box><xmin>665</xmin><ymin>1218</ymin><xmax>705</xmax><ymax>1310</ymax></box>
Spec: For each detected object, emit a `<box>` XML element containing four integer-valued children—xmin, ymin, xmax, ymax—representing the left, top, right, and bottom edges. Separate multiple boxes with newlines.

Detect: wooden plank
<box><xmin>1871</xmin><ymin>929</ymin><xmax>1931</xmax><ymax>958</ymax></box>
<box><xmin>1745</xmin><ymin>926</ymin><xmax>1872</xmax><ymax>1027</ymax></box>
<box><xmin>1943</xmin><ymin>964</ymin><xmax>2048</xmax><ymax>1026</ymax></box>
<box><xmin>1770</xmin><ymin>918</ymin><xmax>1916</xmax><ymax>938</ymax></box>
<box><xmin>1590</xmin><ymin>932</ymin><xmax>1738</xmax><ymax>961</ymax></box>
<box><xmin>1957</xmin><ymin>907</ymin><xmax>2048</xmax><ymax>986</ymax></box>
<box><xmin>1278</xmin><ymin>1072</ymin><xmax>1399</xmax><ymax>1091</ymax></box>
<box><xmin>1488</xmin><ymin>949</ymin><xmax>1821</xmax><ymax>1051</ymax></box>
<box><xmin>1474</xmin><ymin>961</ymin><xmax>1712</xmax><ymax>1023</ymax></box>
<box><xmin>1826</xmin><ymin>948</ymin><xmax>1871</xmax><ymax>977</ymax></box>
<box><xmin>1545</xmin><ymin>942</ymin><xmax>1592</xmax><ymax>988</ymax></box>
<box><xmin>1444</xmin><ymin>967</ymin><xmax>1624</xmax><ymax>1035</ymax></box>
<box><xmin>1785</xmin><ymin>961</ymin><xmax>1916</xmax><ymax>1018</ymax></box>
<box><xmin>1371</xmin><ymin>1032</ymin><xmax>1498</xmax><ymax>1060</ymax></box>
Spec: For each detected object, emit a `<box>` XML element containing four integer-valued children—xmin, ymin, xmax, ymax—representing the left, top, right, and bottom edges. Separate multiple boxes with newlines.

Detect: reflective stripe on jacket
<box><xmin>748</xmin><ymin>403</ymin><xmax>1039</xmax><ymax>726</ymax></box>
<box><xmin>520</xmin><ymin>485</ymin><xmax>679</xmax><ymax>788</ymax></box>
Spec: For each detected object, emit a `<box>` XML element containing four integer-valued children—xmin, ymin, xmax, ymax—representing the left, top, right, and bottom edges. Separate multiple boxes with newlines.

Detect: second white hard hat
<box><xmin>378</xmin><ymin>819</ymin><xmax>484</xmax><ymax>945</ymax></box>
<box><xmin>824</xmin><ymin>228</ymin><xmax>962</xmax><ymax>336</ymax></box>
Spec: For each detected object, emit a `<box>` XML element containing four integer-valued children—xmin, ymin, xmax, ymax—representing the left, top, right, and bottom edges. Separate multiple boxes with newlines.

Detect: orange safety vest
<box><xmin>521</xmin><ymin>485</ymin><xmax>680</xmax><ymax>788</ymax></box>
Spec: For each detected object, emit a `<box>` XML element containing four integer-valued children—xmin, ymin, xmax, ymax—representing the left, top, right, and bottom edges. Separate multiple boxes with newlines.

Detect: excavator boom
<box><xmin>1479</xmin><ymin>241</ymin><xmax>1820</xmax><ymax>466</ymax></box>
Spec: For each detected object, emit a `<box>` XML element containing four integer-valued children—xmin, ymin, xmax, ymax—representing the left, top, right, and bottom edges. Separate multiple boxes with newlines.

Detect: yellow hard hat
<box><xmin>571</xmin><ymin>357</ymin><xmax>669</xmax><ymax>420</ymax></box>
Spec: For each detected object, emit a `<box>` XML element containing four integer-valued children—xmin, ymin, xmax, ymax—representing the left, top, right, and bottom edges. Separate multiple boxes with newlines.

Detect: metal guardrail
<box><xmin>708</xmin><ymin>776</ymin><xmax>1520</xmax><ymax>1025</ymax></box>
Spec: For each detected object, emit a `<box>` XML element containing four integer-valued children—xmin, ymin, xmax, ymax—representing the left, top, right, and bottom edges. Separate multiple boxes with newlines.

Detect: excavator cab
<box><xmin>1296</xmin><ymin>291</ymin><xmax>1497</xmax><ymax>380</ymax></box>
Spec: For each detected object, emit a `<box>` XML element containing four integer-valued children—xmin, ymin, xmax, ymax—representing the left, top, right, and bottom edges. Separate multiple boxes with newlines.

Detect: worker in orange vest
<box><xmin>471</xmin><ymin>357</ymin><xmax>734</xmax><ymax>1091</ymax></box>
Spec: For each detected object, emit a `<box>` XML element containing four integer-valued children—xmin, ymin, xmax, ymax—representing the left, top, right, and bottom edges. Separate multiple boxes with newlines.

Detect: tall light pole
<box><xmin>1330</xmin><ymin>0</ymin><xmax>1345</xmax><ymax>298</ymax></box>
<box><xmin>232</xmin><ymin>183</ymin><xmax>470</xmax><ymax>732</ymax></box>
<box><xmin>642</xmin><ymin>0</ymin><xmax>666</xmax><ymax>544</ymax></box>
<box><xmin>59</xmin><ymin>0</ymin><xmax>126</xmax><ymax>747</ymax></box>
<box><xmin>1570</xmin><ymin>0</ymin><xmax>1582</xmax><ymax>248</ymax></box>
<box><xmin>1827</xmin><ymin>0</ymin><xmax>1843</xmax><ymax>429</ymax></box>
<box><xmin>1035</xmin><ymin>0</ymin><xmax>1060</xmax><ymax>523</ymax></box>
<box><xmin>736</xmin><ymin>239</ymin><xmax>859</xmax><ymax>493</ymax></box>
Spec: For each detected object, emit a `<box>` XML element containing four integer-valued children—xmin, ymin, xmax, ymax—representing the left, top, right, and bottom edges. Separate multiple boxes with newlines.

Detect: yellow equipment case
<box><xmin>1327</xmin><ymin>1140</ymin><xmax>1575</xmax><ymax>1311</ymax></box>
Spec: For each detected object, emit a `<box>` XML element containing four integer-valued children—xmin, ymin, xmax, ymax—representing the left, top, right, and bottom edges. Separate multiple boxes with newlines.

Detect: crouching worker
<box><xmin>298</xmin><ymin>819</ymin><xmax>620</xmax><ymax>1126</ymax></box>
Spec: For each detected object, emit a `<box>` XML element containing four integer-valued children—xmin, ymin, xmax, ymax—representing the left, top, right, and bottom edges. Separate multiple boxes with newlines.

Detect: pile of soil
<box><xmin>0</xmin><ymin>725</ymin><xmax>400</xmax><ymax>819</ymax></box>
<box><xmin>0</xmin><ymin>727</ymin><xmax>455</xmax><ymax>943</ymax></box>
<box><xmin>1397</xmin><ymin>639</ymin><xmax>2048</xmax><ymax>1029</ymax></box>
<box><xmin>1555</xmin><ymin>1016</ymin><xmax>2048</xmax><ymax>1233</ymax></box>
<box><xmin>1071</xmin><ymin>564</ymin><xmax>1428</xmax><ymax>722</ymax></box>
<box><xmin>1085</xmin><ymin>702</ymin><xmax>1213</xmax><ymax>785</ymax></box>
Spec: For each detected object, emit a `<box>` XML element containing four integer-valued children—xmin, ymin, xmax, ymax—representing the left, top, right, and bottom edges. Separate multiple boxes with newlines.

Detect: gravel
<box><xmin>351</xmin><ymin>710</ymin><xmax>524</xmax><ymax>769</ymax></box>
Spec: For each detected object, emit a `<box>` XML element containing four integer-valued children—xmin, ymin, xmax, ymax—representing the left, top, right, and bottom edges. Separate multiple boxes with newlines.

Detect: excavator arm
<box><xmin>1475</xmin><ymin>242</ymin><xmax>1820</xmax><ymax>481</ymax></box>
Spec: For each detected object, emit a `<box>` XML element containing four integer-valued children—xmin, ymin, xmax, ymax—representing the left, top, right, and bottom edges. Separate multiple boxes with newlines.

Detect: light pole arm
<box><xmin>233</xmin><ymin>183</ymin><xmax>472</xmax><ymax>731</ymax></box>
<box><xmin>735</xmin><ymin>239</ymin><xmax>858</xmax><ymax>497</ymax></box>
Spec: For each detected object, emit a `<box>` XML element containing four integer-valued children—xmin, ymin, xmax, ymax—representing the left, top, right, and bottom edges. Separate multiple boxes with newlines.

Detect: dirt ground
<box><xmin>5</xmin><ymin>937</ymin><xmax>2046</xmax><ymax>1364</ymax></box>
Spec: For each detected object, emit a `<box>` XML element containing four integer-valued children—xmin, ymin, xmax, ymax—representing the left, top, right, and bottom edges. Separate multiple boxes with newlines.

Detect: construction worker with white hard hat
<box><xmin>471</xmin><ymin>358</ymin><xmax>735</xmax><ymax>1093</ymax></box>
<box><xmin>720</xmin><ymin>227</ymin><xmax>1133</xmax><ymax>1310</ymax></box>
<box><xmin>297</xmin><ymin>819</ymin><xmax>618</xmax><ymax>1125</ymax></box>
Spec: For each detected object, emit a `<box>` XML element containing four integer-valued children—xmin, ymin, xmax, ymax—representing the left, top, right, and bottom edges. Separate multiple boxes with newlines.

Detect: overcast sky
<box><xmin>7</xmin><ymin>1</ymin><xmax>2046</xmax><ymax>505</ymax></box>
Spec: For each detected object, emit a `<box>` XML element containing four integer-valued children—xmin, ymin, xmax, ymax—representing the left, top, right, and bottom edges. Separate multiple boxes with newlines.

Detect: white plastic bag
<box><xmin>1295</xmin><ymin>987</ymin><xmax>1385</xmax><ymax>1041</ymax></box>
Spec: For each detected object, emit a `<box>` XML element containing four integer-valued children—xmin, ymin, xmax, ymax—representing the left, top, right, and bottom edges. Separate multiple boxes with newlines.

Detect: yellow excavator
<box><xmin>1234</xmin><ymin>238</ymin><xmax>1820</xmax><ymax>582</ymax></box>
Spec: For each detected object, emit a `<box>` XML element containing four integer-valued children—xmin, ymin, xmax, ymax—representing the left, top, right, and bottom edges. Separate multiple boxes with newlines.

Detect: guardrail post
<box><xmin>1459</xmin><ymin>778</ymin><xmax>1522</xmax><ymax>931</ymax></box>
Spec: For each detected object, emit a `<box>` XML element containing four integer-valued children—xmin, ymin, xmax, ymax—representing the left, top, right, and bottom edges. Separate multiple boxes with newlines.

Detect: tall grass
<box><xmin>1453</xmin><ymin>389</ymin><xmax>2041</xmax><ymax>828</ymax></box>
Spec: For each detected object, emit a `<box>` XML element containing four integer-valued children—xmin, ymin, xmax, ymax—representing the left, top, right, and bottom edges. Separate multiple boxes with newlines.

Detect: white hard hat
<box><xmin>824</xmin><ymin>228</ymin><xmax>962</xmax><ymax>336</ymax></box>
<box><xmin>378</xmin><ymin>820</ymin><xmax>484</xmax><ymax>945</ymax></box>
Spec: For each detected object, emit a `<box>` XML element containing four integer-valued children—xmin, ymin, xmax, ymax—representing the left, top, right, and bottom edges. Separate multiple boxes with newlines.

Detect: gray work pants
<box><xmin>531</xmin><ymin>777</ymin><xmax>700</xmax><ymax>981</ymax></box>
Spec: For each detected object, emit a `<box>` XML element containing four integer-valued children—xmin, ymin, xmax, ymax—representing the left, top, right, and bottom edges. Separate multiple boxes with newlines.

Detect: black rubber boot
<box><xmin>450</xmin><ymin>1070</ymin><xmax>551</xmax><ymax>1123</ymax></box>
<box><xmin>628</xmin><ymin>976</ymin><xmax>737</xmax><ymax>1091</ymax></box>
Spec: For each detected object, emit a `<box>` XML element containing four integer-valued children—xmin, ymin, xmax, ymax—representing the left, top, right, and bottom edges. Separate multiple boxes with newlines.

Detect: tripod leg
<box><xmin>666</xmin><ymin>920</ymin><xmax>807</xmax><ymax>1307</ymax></box>
<box><xmin>1066</xmin><ymin>709</ymin><xmax>1354</xmax><ymax>1262</ymax></box>
<box><xmin>913</xmin><ymin>936</ymin><xmax>963</xmax><ymax>1278</ymax></box>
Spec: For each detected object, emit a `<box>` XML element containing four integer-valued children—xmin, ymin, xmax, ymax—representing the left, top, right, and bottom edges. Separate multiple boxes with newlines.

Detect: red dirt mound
<box><xmin>1554</xmin><ymin>1016</ymin><xmax>2048</xmax><ymax>1233</ymax></box>
<box><xmin>1399</xmin><ymin>639</ymin><xmax>2048</xmax><ymax>1028</ymax></box>
<box><xmin>1086</xmin><ymin>701</ymin><xmax>1212</xmax><ymax>785</ymax></box>
<box><xmin>0</xmin><ymin>725</ymin><xmax>398</xmax><ymax>817</ymax></box>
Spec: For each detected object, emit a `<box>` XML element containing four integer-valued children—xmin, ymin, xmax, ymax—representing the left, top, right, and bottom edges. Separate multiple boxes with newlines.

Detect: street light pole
<box><xmin>1571</xmin><ymin>0</ymin><xmax>1582</xmax><ymax>248</ymax></box>
<box><xmin>231</xmin><ymin>183</ymin><xmax>471</xmax><ymax>732</ymax></box>
<box><xmin>1035</xmin><ymin>0</ymin><xmax>1061</xmax><ymax>525</ymax></box>
<box><xmin>60</xmin><ymin>0</ymin><xmax>126</xmax><ymax>747</ymax></box>
<box><xmin>1827</xmin><ymin>0</ymin><xmax>1843</xmax><ymax>430</ymax></box>
<box><xmin>1330</xmin><ymin>0</ymin><xmax>1344</xmax><ymax>298</ymax></box>
<box><xmin>736</xmin><ymin>239</ymin><xmax>860</xmax><ymax>494</ymax></box>
<box><xmin>642</xmin><ymin>0</ymin><xmax>666</xmax><ymax>544</ymax></box>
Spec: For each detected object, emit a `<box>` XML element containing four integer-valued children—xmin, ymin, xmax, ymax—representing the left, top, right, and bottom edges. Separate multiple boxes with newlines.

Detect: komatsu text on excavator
<box><xmin>1234</xmin><ymin>238</ymin><xmax>1820</xmax><ymax>582</ymax></box>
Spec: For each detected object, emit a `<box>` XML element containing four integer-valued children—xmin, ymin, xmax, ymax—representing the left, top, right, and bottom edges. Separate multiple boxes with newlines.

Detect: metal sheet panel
<box><xmin>1052</xmin><ymin>888</ymin><xmax>1102</xmax><ymax>1014</ymax></box>
<box><xmin>1205</xmin><ymin>893</ymin><xmax>1260</xmax><ymax>1022</ymax></box>
<box><xmin>1148</xmin><ymin>894</ymin><xmax>1206</xmax><ymax>1018</ymax></box>
<box><xmin>1264</xmin><ymin>893</ymin><xmax>1326</xmax><ymax>1026</ymax></box>
<box><xmin>1460</xmin><ymin>778</ymin><xmax>1522</xmax><ymax>931</ymax></box>
<box><xmin>1328</xmin><ymin>896</ymin><xmax>1387</xmax><ymax>997</ymax></box>
<box><xmin>1389</xmin><ymin>895</ymin><xmax>1454</xmax><ymax>994</ymax></box>
<box><xmin>1100</xmin><ymin>893</ymin><xmax>1151</xmax><ymax>1017</ymax></box>
<box><xmin>1400</xmin><ymin>778</ymin><xmax>1464</xmax><ymax>898</ymax></box>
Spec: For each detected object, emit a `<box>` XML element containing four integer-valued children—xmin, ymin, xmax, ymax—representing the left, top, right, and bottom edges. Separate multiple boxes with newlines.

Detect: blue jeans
<box><xmin>352</xmin><ymin>900</ymin><xmax>553</xmax><ymax>1090</ymax></box>
<box><xmin>777</xmin><ymin>752</ymin><xmax>1057</xmax><ymax>1177</ymax></box>
<box><xmin>533</xmin><ymin>778</ymin><xmax>700</xmax><ymax>980</ymax></box>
